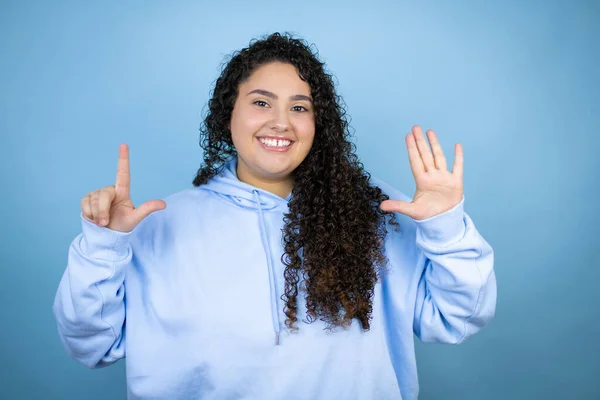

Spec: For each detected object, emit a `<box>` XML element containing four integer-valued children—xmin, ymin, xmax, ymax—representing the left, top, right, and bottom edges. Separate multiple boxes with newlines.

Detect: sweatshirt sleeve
<box><xmin>52</xmin><ymin>214</ymin><xmax>135</xmax><ymax>369</ymax></box>
<box><xmin>412</xmin><ymin>196</ymin><xmax>497</xmax><ymax>344</ymax></box>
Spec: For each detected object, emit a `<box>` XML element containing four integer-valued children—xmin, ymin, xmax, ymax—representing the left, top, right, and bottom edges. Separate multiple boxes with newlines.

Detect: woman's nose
<box><xmin>268</xmin><ymin>108</ymin><xmax>290</xmax><ymax>132</ymax></box>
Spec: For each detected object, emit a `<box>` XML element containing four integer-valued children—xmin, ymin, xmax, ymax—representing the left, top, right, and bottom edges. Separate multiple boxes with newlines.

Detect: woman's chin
<box><xmin>256</xmin><ymin>162</ymin><xmax>294</xmax><ymax>179</ymax></box>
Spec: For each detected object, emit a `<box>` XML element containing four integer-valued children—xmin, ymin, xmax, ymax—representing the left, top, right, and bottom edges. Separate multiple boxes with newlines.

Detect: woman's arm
<box><xmin>52</xmin><ymin>214</ymin><xmax>133</xmax><ymax>368</ymax></box>
<box><xmin>412</xmin><ymin>197</ymin><xmax>497</xmax><ymax>344</ymax></box>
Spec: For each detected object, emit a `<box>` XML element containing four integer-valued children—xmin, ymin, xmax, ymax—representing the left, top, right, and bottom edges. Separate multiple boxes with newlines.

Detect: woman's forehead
<box><xmin>242</xmin><ymin>62</ymin><xmax>311</xmax><ymax>94</ymax></box>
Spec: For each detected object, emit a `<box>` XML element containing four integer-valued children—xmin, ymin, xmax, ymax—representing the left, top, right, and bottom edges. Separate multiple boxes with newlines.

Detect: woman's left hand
<box><xmin>380</xmin><ymin>125</ymin><xmax>464</xmax><ymax>221</ymax></box>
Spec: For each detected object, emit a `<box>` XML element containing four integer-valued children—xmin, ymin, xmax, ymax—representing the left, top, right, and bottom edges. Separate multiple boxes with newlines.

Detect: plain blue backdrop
<box><xmin>1</xmin><ymin>1</ymin><xmax>598</xmax><ymax>399</ymax></box>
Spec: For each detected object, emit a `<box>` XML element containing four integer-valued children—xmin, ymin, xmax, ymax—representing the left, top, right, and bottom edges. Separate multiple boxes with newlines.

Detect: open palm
<box><xmin>380</xmin><ymin>125</ymin><xmax>464</xmax><ymax>221</ymax></box>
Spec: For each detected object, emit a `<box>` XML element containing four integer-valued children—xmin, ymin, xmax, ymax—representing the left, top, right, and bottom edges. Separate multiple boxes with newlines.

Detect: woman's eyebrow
<box><xmin>247</xmin><ymin>89</ymin><xmax>312</xmax><ymax>102</ymax></box>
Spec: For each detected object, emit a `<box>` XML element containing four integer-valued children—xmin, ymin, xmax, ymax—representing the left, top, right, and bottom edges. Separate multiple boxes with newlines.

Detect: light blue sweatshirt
<box><xmin>53</xmin><ymin>158</ymin><xmax>496</xmax><ymax>400</ymax></box>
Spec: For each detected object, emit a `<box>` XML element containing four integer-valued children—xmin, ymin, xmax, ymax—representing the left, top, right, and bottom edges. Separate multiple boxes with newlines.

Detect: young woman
<box><xmin>53</xmin><ymin>33</ymin><xmax>497</xmax><ymax>400</ymax></box>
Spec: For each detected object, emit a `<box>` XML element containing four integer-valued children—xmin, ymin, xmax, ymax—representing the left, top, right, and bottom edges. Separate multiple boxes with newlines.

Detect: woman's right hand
<box><xmin>81</xmin><ymin>144</ymin><xmax>166</xmax><ymax>233</ymax></box>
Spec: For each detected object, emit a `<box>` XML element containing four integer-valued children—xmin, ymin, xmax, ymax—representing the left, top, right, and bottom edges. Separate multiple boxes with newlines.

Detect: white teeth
<box><xmin>259</xmin><ymin>138</ymin><xmax>291</xmax><ymax>147</ymax></box>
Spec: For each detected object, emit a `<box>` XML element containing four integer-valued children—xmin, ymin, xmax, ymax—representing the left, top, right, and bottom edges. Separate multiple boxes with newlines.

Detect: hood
<box><xmin>201</xmin><ymin>157</ymin><xmax>292</xmax><ymax>211</ymax></box>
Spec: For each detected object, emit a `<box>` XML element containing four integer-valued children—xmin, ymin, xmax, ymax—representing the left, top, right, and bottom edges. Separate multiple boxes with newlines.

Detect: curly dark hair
<box><xmin>192</xmin><ymin>32</ymin><xmax>398</xmax><ymax>332</ymax></box>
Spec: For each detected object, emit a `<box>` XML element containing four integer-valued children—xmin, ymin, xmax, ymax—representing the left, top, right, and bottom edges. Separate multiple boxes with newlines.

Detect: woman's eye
<box><xmin>292</xmin><ymin>105</ymin><xmax>308</xmax><ymax>112</ymax></box>
<box><xmin>253</xmin><ymin>100</ymin><xmax>269</xmax><ymax>107</ymax></box>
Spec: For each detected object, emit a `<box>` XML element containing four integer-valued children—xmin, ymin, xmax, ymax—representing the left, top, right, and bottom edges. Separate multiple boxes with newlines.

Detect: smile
<box><xmin>257</xmin><ymin>137</ymin><xmax>294</xmax><ymax>152</ymax></box>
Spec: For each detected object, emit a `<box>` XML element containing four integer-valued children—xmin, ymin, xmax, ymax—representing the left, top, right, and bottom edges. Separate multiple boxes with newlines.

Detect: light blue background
<box><xmin>1</xmin><ymin>1</ymin><xmax>598</xmax><ymax>399</ymax></box>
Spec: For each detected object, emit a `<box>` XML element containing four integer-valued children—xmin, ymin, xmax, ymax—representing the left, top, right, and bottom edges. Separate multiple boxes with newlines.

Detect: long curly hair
<box><xmin>192</xmin><ymin>32</ymin><xmax>398</xmax><ymax>332</ymax></box>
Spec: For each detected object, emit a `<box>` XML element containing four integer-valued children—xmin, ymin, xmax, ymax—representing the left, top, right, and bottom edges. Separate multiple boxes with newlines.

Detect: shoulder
<box><xmin>162</xmin><ymin>187</ymin><xmax>209</xmax><ymax>206</ymax></box>
<box><xmin>158</xmin><ymin>186</ymin><xmax>220</xmax><ymax>215</ymax></box>
<box><xmin>152</xmin><ymin>187</ymin><xmax>215</xmax><ymax>223</ymax></box>
<box><xmin>130</xmin><ymin>187</ymin><xmax>211</xmax><ymax>248</ymax></box>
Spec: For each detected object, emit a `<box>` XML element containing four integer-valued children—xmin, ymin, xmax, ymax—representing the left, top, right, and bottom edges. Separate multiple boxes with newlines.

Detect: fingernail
<box><xmin>100</xmin><ymin>218</ymin><xmax>107</xmax><ymax>225</ymax></box>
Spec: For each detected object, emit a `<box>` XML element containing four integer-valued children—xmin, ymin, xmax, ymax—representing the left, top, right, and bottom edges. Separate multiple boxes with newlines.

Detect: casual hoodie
<box><xmin>53</xmin><ymin>158</ymin><xmax>497</xmax><ymax>400</ymax></box>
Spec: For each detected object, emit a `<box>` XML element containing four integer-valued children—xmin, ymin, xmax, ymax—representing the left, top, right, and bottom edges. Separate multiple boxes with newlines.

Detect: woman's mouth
<box><xmin>257</xmin><ymin>137</ymin><xmax>294</xmax><ymax>152</ymax></box>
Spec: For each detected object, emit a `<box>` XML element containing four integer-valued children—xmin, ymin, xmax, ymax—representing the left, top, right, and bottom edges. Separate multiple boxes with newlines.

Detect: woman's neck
<box><xmin>235</xmin><ymin>163</ymin><xmax>293</xmax><ymax>199</ymax></box>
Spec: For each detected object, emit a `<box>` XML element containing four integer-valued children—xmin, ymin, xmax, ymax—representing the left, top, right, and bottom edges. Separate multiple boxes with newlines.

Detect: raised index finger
<box><xmin>115</xmin><ymin>143</ymin><xmax>130</xmax><ymax>196</ymax></box>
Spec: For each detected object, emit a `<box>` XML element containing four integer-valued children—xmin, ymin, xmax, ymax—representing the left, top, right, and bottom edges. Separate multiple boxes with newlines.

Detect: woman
<box><xmin>53</xmin><ymin>33</ymin><xmax>497</xmax><ymax>400</ymax></box>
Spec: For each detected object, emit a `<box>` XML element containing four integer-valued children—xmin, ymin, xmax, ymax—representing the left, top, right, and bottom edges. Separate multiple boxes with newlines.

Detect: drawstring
<box><xmin>253</xmin><ymin>190</ymin><xmax>282</xmax><ymax>345</ymax></box>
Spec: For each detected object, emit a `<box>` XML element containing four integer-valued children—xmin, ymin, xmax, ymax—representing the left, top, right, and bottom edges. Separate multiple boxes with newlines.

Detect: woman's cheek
<box><xmin>245</xmin><ymin>108</ymin><xmax>270</xmax><ymax>129</ymax></box>
<box><xmin>295</xmin><ymin>117</ymin><xmax>316</xmax><ymax>142</ymax></box>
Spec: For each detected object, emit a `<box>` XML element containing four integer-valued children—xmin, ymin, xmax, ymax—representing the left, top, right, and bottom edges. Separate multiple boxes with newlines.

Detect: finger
<box><xmin>452</xmin><ymin>143</ymin><xmax>464</xmax><ymax>178</ymax></box>
<box><xmin>379</xmin><ymin>199</ymin><xmax>417</xmax><ymax>218</ymax></box>
<box><xmin>90</xmin><ymin>191</ymin><xmax>100</xmax><ymax>224</ymax></box>
<box><xmin>412</xmin><ymin>125</ymin><xmax>435</xmax><ymax>172</ymax></box>
<box><xmin>81</xmin><ymin>194</ymin><xmax>93</xmax><ymax>222</ymax></box>
<box><xmin>97</xmin><ymin>187</ymin><xmax>115</xmax><ymax>226</ymax></box>
<box><xmin>406</xmin><ymin>133</ymin><xmax>425</xmax><ymax>176</ymax></box>
<box><xmin>132</xmin><ymin>200</ymin><xmax>167</xmax><ymax>225</ymax></box>
<box><xmin>426</xmin><ymin>129</ymin><xmax>447</xmax><ymax>170</ymax></box>
<box><xmin>115</xmin><ymin>144</ymin><xmax>130</xmax><ymax>198</ymax></box>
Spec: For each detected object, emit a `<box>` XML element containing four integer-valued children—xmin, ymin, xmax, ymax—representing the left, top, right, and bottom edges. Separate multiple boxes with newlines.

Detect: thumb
<box><xmin>132</xmin><ymin>200</ymin><xmax>167</xmax><ymax>224</ymax></box>
<box><xmin>379</xmin><ymin>199</ymin><xmax>417</xmax><ymax>217</ymax></box>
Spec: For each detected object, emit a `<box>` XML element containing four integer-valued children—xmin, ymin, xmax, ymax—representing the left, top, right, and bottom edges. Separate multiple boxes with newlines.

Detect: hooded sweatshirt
<box><xmin>53</xmin><ymin>158</ymin><xmax>497</xmax><ymax>400</ymax></box>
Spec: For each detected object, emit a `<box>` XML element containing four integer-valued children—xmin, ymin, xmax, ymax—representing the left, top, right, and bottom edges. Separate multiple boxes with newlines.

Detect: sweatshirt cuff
<box><xmin>80</xmin><ymin>213</ymin><xmax>132</xmax><ymax>258</ymax></box>
<box><xmin>413</xmin><ymin>196</ymin><xmax>466</xmax><ymax>247</ymax></box>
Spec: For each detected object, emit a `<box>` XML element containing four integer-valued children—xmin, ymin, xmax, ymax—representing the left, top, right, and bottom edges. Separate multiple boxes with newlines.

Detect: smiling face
<box><xmin>229</xmin><ymin>61</ymin><xmax>316</xmax><ymax>197</ymax></box>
